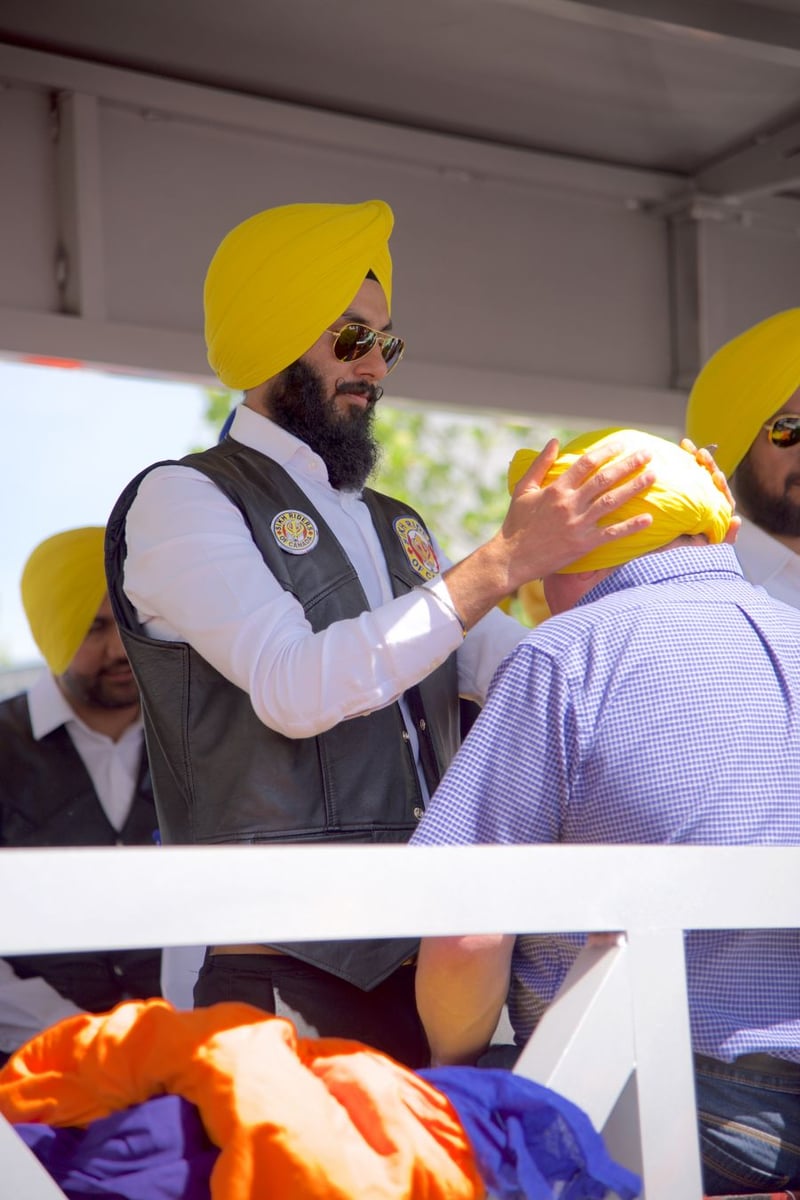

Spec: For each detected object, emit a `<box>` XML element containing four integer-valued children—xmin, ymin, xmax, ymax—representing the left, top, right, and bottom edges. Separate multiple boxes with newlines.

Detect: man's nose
<box><xmin>354</xmin><ymin>342</ymin><xmax>389</xmax><ymax>381</ymax></box>
<box><xmin>105</xmin><ymin>622</ymin><xmax>129</xmax><ymax>662</ymax></box>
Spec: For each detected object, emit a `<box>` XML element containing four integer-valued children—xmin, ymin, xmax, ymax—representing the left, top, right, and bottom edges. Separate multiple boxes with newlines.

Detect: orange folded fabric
<box><xmin>0</xmin><ymin>999</ymin><xmax>484</xmax><ymax>1200</ymax></box>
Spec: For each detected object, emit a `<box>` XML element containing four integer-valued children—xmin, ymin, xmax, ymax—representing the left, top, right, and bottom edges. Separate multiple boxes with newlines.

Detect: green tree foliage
<box><xmin>203</xmin><ymin>388</ymin><xmax>235</xmax><ymax>432</ymax></box>
<box><xmin>372</xmin><ymin>404</ymin><xmax>577</xmax><ymax>562</ymax></box>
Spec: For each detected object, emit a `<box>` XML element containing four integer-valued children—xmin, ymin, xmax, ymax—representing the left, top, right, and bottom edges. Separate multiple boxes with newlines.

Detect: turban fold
<box><xmin>686</xmin><ymin>308</ymin><xmax>800</xmax><ymax>475</ymax></box>
<box><xmin>20</xmin><ymin>527</ymin><xmax>107</xmax><ymax>674</ymax></box>
<box><xmin>204</xmin><ymin>200</ymin><xmax>394</xmax><ymax>390</ymax></box>
<box><xmin>508</xmin><ymin>429</ymin><xmax>732</xmax><ymax>574</ymax></box>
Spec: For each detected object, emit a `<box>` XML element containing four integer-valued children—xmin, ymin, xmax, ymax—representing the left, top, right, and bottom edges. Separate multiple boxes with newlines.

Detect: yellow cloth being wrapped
<box><xmin>204</xmin><ymin>199</ymin><xmax>394</xmax><ymax>390</ymax></box>
<box><xmin>20</xmin><ymin>527</ymin><xmax>107</xmax><ymax>675</ymax></box>
<box><xmin>686</xmin><ymin>308</ymin><xmax>800</xmax><ymax>475</ymax></box>
<box><xmin>508</xmin><ymin>429</ymin><xmax>732</xmax><ymax>574</ymax></box>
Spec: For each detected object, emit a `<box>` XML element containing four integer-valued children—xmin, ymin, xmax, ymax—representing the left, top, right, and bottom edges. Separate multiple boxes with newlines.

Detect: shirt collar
<box><xmin>578</xmin><ymin>544</ymin><xmax>743</xmax><ymax>609</ymax></box>
<box><xmin>27</xmin><ymin>669</ymin><xmax>82</xmax><ymax>740</ymax></box>
<box><xmin>734</xmin><ymin>515</ymin><xmax>800</xmax><ymax>583</ymax></box>
<box><xmin>228</xmin><ymin>403</ymin><xmax>333</xmax><ymax>487</ymax></box>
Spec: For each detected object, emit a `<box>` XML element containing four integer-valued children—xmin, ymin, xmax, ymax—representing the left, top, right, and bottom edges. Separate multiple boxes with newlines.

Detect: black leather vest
<box><xmin>106</xmin><ymin>439</ymin><xmax>460</xmax><ymax>988</ymax></box>
<box><xmin>0</xmin><ymin>692</ymin><xmax>162</xmax><ymax>1009</ymax></box>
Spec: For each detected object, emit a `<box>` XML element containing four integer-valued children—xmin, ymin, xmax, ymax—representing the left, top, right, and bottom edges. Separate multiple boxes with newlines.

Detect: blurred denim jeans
<box><xmin>695</xmin><ymin>1052</ymin><xmax>800</xmax><ymax>1197</ymax></box>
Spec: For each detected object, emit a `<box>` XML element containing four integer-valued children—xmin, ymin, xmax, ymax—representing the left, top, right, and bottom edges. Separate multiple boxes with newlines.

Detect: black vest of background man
<box><xmin>0</xmin><ymin>692</ymin><xmax>162</xmax><ymax>1012</ymax></box>
<box><xmin>105</xmin><ymin>440</ymin><xmax>460</xmax><ymax>990</ymax></box>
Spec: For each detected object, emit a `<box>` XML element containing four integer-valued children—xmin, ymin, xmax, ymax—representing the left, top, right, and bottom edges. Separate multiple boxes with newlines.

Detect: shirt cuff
<box><xmin>424</xmin><ymin>577</ymin><xmax>467</xmax><ymax>639</ymax></box>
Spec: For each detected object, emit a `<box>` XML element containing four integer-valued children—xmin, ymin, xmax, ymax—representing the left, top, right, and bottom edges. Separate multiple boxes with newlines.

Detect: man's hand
<box><xmin>500</xmin><ymin>437</ymin><xmax>656</xmax><ymax>584</ymax></box>
<box><xmin>444</xmin><ymin>436</ymin><xmax>655</xmax><ymax>631</ymax></box>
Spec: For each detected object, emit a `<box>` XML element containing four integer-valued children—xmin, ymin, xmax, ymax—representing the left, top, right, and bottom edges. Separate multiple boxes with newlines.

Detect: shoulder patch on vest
<box><xmin>271</xmin><ymin>510</ymin><xmax>319</xmax><ymax>555</ymax></box>
<box><xmin>393</xmin><ymin>516</ymin><xmax>439</xmax><ymax>581</ymax></box>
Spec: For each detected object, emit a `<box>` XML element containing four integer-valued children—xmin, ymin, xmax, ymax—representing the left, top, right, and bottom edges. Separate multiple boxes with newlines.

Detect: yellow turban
<box><xmin>686</xmin><ymin>308</ymin><xmax>800</xmax><ymax>475</ymax></box>
<box><xmin>508</xmin><ymin>429</ymin><xmax>732</xmax><ymax>574</ymax></box>
<box><xmin>20</xmin><ymin>527</ymin><xmax>107</xmax><ymax>674</ymax></box>
<box><xmin>204</xmin><ymin>199</ymin><xmax>394</xmax><ymax>390</ymax></box>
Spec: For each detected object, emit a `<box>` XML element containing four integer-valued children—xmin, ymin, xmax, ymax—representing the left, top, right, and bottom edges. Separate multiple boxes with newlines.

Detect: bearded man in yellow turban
<box><xmin>686</xmin><ymin>308</ymin><xmax>800</xmax><ymax>610</ymax></box>
<box><xmin>411</xmin><ymin>427</ymin><xmax>800</xmax><ymax>1198</ymax></box>
<box><xmin>0</xmin><ymin>528</ymin><xmax>161</xmax><ymax>1067</ymax></box>
<box><xmin>106</xmin><ymin>198</ymin><xmax>658</xmax><ymax>1065</ymax></box>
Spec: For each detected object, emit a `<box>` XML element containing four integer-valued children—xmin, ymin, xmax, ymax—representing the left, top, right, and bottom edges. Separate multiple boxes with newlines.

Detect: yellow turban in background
<box><xmin>20</xmin><ymin>527</ymin><xmax>107</xmax><ymax>674</ymax></box>
<box><xmin>508</xmin><ymin>429</ymin><xmax>732</xmax><ymax>574</ymax></box>
<box><xmin>204</xmin><ymin>199</ymin><xmax>394</xmax><ymax>390</ymax></box>
<box><xmin>686</xmin><ymin>309</ymin><xmax>800</xmax><ymax>476</ymax></box>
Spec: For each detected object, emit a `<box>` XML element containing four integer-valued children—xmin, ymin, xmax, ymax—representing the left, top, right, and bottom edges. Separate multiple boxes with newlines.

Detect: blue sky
<box><xmin>1</xmin><ymin>360</ymin><xmax>215</xmax><ymax>664</ymax></box>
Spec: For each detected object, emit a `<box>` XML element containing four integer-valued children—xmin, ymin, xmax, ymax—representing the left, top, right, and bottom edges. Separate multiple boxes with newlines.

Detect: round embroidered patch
<box><xmin>394</xmin><ymin>516</ymin><xmax>440</xmax><ymax>581</ymax></box>
<box><xmin>271</xmin><ymin>510</ymin><xmax>319</xmax><ymax>555</ymax></box>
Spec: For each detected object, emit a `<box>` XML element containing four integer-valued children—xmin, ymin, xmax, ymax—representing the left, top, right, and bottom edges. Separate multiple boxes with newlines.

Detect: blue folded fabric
<box><xmin>14</xmin><ymin>1064</ymin><xmax>639</xmax><ymax>1199</ymax></box>
<box><xmin>422</xmin><ymin>1066</ymin><xmax>641</xmax><ymax>1200</ymax></box>
<box><xmin>15</xmin><ymin>1094</ymin><xmax>217</xmax><ymax>1200</ymax></box>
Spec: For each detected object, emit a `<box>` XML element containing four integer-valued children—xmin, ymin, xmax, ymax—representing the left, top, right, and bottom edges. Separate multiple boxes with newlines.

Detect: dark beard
<box><xmin>268</xmin><ymin>360</ymin><xmax>382</xmax><ymax>491</ymax></box>
<box><xmin>61</xmin><ymin>669</ymin><xmax>139</xmax><ymax>711</ymax></box>
<box><xmin>734</xmin><ymin>453</ymin><xmax>800</xmax><ymax>537</ymax></box>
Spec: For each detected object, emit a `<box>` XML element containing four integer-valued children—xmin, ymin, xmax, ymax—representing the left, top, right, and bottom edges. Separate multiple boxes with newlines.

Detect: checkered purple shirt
<box><xmin>412</xmin><ymin>545</ymin><xmax>800</xmax><ymax>1062</ymax></box>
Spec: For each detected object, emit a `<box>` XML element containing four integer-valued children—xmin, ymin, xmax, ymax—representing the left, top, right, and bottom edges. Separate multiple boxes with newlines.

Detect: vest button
<box><xmin>418</xmin><ymin>718</ymin><xmax>427</xmax><ymax>731</ymax></box>
<box><xmin>413</xmin><ymin>806</ymin><xmax>424</xmax><ymax>820</ymax></box>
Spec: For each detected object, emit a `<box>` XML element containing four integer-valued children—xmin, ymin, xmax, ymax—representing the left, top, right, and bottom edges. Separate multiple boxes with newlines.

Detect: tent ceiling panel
<box><xmin>1</xmin><ymin>0</ymin><xmax>800</xmax><ymax>427</ymax></box>
<box><xmin>3</xmin><ymin>0</ymin><xmax>800</xmax><ymax>175</ymax></box>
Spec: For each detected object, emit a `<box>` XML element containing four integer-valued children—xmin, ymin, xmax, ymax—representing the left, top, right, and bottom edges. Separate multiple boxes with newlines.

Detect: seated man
<box><xmin>0</xmin><ymin>527</ymin><xmax>161</xmax><ymax>1063</ymax></box>
<box><xmin>411</xmin><ymin>430</ymin><xmax>800</xmax><ymax>1198</ymax></box>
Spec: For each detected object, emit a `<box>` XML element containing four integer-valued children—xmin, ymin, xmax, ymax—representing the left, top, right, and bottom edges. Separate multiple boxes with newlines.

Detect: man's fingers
<box><xmin>724</xmin><ymin>515</ymin><xmax>742</xmax><ymax>545</ymax></box>
<box><xmin>588</xmin><ymin>462</ymin><xmax>657</xmax><ymax>516</ymax></box>
<box><xmin>598</xmin><ymin>512</ymin><xmax>654</xmax><ymax>540</ymax></box>
<box><xmin>680</xmin><ymin>438</ymin><xmax>735</xmax><ymax>509</ymax></box>
<box><xmin>514</xmin><ymin>438</ymin><xmax>559</xmax><ymax>493</ymax></box>
<box><xmin>562</xmin><ymin>442</ymin><xmax>654</xmax><ymax>499</ymax></box>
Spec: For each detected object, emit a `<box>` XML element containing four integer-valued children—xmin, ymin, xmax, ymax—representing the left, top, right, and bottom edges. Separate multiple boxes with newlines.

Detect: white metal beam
<box><xmin>625</xmin><ymin>927</ymin><xmax>703</xmax><ymax>1200</ymax></box>
<box><xmin>0</xmin><ymin>307</ymin><xmax>687</xmax><ymax>430</ymax></box>
<box><xmin>513</xmin><ymin>940</ymin><xmax>634</xmax><ymax>1129</ymax></box>
<box><xmin>54</xmin><ymin>90</ymin><xmax>106</xmax><ymax>318</ymax></box>
<box><xmin>0</xmin><ymin>1119</ymin><xmax>69</xmax><ymax>1200</ymax></box>
<box><xmin>0</xmin><ymin>844</ymin><xmax>797</xmax><ymax>953</ymax></box>
<box><xmin>696</xmin><ymin>116</ymin><xmax>800</xmax><ymax>202</ymax></box>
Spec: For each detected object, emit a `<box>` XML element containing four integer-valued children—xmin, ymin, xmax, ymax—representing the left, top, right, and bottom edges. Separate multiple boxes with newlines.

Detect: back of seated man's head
<box><xmin>509</xmin><ymin>429</ymin><xmax>733</xmax><ymax>613</ymax></box>
<box><xmin>685</xmin><ymin>308</ymin><xmax>800</xmax><ymax>538</ymax></box>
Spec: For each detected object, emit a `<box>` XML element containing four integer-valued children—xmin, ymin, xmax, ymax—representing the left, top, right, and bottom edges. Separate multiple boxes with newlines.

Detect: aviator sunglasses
<box><xmin>326</xmin><ymin>322</ymin><xmax>405</xmax><ymax>374</ymax></box>
<box><xmin>763</xmin><ymin>413</ymin><xmax>800</xmax><ymax>448</ymax></box>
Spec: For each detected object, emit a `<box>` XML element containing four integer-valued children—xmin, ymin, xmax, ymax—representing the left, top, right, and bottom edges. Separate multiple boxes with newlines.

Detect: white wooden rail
<box><xmin>1</xmin><ymin>843</ymin><xmax>797</xmax><ymax>1198</ymax></box>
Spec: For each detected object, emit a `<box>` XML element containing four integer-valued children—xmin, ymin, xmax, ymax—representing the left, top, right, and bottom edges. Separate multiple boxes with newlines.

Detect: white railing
<box><xmin>1</xmin><ymin>843</ymin><xmax>797</xmax><ymax>1199</ymax></box>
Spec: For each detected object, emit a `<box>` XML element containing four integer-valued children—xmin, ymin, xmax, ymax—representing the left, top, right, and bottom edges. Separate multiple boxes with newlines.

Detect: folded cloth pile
<box><xmin>2</xmin><ymin>999</ymin><xmax>640</xmax><ymax>1199</ymax></box>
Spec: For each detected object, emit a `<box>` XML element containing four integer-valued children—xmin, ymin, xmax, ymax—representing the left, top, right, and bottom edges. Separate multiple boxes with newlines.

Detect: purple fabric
<box><xmin>422</xmin><ymin>1066</ymin><xmax>641</xmax><ymax>1199</ymax></box>
<box><xmin>12</xmin><ymin>1066</ymin><xmax>639</xmax><ymax>1199</ymax></box>
<box><xmin>14</xmin><ymin>1095</ymin><xmax>216</xmax><ymax>1200</ymax></box>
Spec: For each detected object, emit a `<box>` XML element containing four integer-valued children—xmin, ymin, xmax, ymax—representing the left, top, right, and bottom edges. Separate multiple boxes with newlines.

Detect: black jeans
<box><xmin>194</xmin><ymin>951</ymin><xmax>429</xmax><ymax>1068</ymax></box>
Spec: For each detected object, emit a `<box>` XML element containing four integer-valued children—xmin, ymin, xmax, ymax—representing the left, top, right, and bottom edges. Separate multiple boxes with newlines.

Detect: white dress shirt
<box><xmin>27</xmin><ymin>671</ymin><xmax>143</xmax><ymax>832</ymax></box>
<box><xmin>734</xmin><ymin>516</ymin><xmax>800</xmax><ymax>610</ymax></box>
<box><xmin>0</xmin><ymin>674</ymin><xmax>144</xmax><ymax>1053</ymax></box>
<box><xmin>123</xmin><ymin>405</ymin><xmax>525</xmax><ymax>753</ymax></box>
